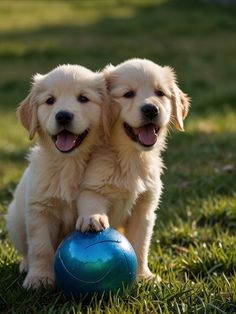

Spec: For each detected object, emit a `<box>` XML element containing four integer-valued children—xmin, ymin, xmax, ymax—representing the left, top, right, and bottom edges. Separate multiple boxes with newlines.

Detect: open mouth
<box><xmin>124</xmin><ymin>122</ymin><xmax>160</xmax><ymax>147</ymax></box>
<box><xmin>52</xmin><ymin>129</ymin><xmax>89</xmax><ymax>153</ymax></box>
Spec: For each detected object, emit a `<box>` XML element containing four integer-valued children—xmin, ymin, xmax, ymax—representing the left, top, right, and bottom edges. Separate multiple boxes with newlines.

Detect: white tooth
<box><xmin>73</xmin><ymin>136</ymin><xmax>78</xmax><ymax>144</ymax></box>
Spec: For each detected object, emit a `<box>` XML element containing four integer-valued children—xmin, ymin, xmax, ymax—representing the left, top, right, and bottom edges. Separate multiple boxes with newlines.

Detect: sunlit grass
<box><xmin>187</xmin><ymin>111</ymin><xmax>236</xmax><ymax>134</ymax></box>
<box><xmin>0</xmin><ymin>0</ymin><xmax>141</xmax><ymax>32</ymax></box>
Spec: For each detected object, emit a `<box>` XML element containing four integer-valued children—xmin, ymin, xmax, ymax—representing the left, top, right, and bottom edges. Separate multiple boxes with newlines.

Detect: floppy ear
<box><xmin>164</xmin><ymin>66</ymin><xmax>190</xmax><ymax>131</ymax></box>
<box><xmin>103</xmin><ymin>64</ymin><xmax>115</xmax><ymax>81</ymax></box>
<box><xmin>17</xmin><ymin>75</ymin><xmax>42</xmax><ymax>140</ymax></box>
<box><xmin>98</xmin><ymin>83</ymin><xmax>111</xmax><ymax>139</ymax></box>
<box><xmin>102</xmin><ymin>64</ymin><xmax>121</xmax><ymax>137</ymax></box>
<box><xmin>171</xmin><ymin>85</ymin><xmax>190</xmax><ymax>131</ymax></box>
<box><xmin>17</xmin><ymin>92</ymin><xmax>39</xmax><ymax>140</ymax></box>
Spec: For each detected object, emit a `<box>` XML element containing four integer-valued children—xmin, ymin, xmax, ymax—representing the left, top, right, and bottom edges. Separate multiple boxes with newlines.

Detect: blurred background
<box><xmin>0</xmin><ymin>0</ymin><xmax>235</xmax><ymax>312</ymax></box>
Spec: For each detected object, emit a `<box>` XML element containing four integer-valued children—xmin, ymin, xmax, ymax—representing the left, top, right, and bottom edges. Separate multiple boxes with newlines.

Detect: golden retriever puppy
<box><xmin>6</xmin><ymin>64</ymin><xmax>108</xmax><ymax>289</ymax></box>
<box><xmin>76</xmin><ymin>58</ymin><xmax>190</xmax><ymax>281</ymax></box>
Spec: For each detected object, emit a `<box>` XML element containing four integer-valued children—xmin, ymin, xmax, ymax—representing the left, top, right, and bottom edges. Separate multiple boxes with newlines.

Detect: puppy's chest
<box><xmin>37</xmin><ymin>161</ymin><xmax>83</xmax><ymax>203</ymax></box>
<box><xmin>40</xmin><ymin>198</ymin><xmax>77</xmax><ymax>236</ymax></box>
<box><xmin>102</xmin><ymin>165</ymin><xmax>148</xmax><ymax>197</ymax></box>
<box><xmin>106</xmin><ymin>173</ymin><xmax>149</xmax><ymax>224</ymax></box>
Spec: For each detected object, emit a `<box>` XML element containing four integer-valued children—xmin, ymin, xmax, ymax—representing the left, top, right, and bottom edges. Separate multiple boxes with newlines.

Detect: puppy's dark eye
<box><xmin>155</xmin><ymin>90</ymin><xmax>165</xmax><ymax>97</ymax></box>
<box><xmin>123</xmin><ymin>91</ymin><xmax>135</xmax><ymax>98</ymax></box>
<box><xmin>46</xmin><ymin>96</ymin><xmax>55</xmax><ymax>105</ymax></box>
<box><xmin>78</xmin><ymin>95</ymin><xmax>89</xmax><ymax>103</ymax></box>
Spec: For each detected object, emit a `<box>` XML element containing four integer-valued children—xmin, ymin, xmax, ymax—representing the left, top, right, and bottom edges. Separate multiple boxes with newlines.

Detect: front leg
<box><xmin>23</xmin><ymin>205</ymin><xmax>55</xmax><ymax>289</ymax></box>
<box><xmin>76</xmin><ymin>190</ymin><xmax>110</xmax><ymax>232</ymax></box>
<box><xmin>124</xmin><ymin>190</ymin><xmax>161</xmax><ymax>282</ymax></box>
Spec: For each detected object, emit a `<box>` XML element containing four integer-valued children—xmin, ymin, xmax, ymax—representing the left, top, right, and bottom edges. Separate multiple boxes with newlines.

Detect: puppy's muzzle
<box><xmin>141</xmin><ymin>104</ymin><xmax>159</xmax><ymax>121</ymax></box>
<box><xmin>55</xmin><ymin>111</ymin><xmax>74</xmax><ymax>126</ymax></box>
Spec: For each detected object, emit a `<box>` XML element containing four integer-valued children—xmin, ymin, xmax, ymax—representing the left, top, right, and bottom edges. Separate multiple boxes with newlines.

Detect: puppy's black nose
<box><xmin>141</xmin><ymin>104</ymin><xmax>159</xmax><ymax>120</ymax></box>
<box><xmin>55</xmin><ymin>111</ymin><xmax>74</xmax><ymax>125</ymax></box>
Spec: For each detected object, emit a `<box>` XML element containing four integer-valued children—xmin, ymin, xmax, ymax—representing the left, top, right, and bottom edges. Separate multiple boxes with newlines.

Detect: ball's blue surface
<box><xmin>54</xmin><ymin>227</ymin><xmax>138</xmax><ymax>298</ymax></box>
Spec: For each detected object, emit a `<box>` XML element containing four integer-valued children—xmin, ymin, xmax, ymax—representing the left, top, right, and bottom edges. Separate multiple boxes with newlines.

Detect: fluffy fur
<box><xmin>76</xmin><ymin>58</ymin><xmax>190</xmax><ymax>281</ymax></box>
<box><xmin>6</xmin><ymin>64</ymin><xmax>108</xmax><ymax>289</ymax></box>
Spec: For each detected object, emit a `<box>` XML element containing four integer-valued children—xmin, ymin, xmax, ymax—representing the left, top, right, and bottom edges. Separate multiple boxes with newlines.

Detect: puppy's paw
<box><xmin>23</xmin><ymin>272</ymin><xmax>55</xmax><ymax>290</ymax></box>
<box><xmin>76</xmin><ymin>214</ymin><xmax>109</xmax><ymax>233</ymax></box>
<box><xmin>19</xmin><ymin>258</ymin><xmax>28</xmax><ymax>273</ymax></box>
<box><xmin>138</xmin><ymin>270</ymin><xmax>162</xmax><ymax>283</ymax></box>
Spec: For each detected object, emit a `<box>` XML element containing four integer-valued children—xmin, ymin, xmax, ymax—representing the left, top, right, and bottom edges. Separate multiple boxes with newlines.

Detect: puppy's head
<box><xmin>18</xmin><ymin>65</ymin><xmax>107</xmax><ymax>155</ymax></box>
<box><xmin>104</xmin><ymin>58</ymin><xmax>190</xmax><ymax>151</ymax></box>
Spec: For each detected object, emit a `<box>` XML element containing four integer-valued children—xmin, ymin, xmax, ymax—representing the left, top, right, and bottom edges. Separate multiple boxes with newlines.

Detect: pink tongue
<box><xmin>134</xmin><ymin>124</ymin><xmax>157</xmax><ymax>146</ymax></box>
<box><xmin>55</xmin><ymin>131</ymin><xmax>78</xmax><ymax>152</ymax></box>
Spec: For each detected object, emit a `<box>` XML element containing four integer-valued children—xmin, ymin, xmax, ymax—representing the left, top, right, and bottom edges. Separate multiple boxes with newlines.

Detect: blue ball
<box><xmin>54</xmin><ymin>227</ymin><xmax>138</xmax><ymax>298</ymax></box>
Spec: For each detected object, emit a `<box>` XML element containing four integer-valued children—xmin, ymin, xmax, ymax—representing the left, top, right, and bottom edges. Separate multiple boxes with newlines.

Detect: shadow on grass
<box><xmin>0</xmin><ymin>184</ymin><xmax>16</xmax><ymax>205</ymax></box>
<box><xmin>163</xmin><ymin>130</ymin><xmax>236</xmax><ymax>191</ymax></box>
<box><xmin>0</xmin><ymin>261</ymin><xmax>69</xmax><ymax>313</ymax></box>
<box><xmin>0</xmin><ymin>148</ymin><xmax>28</xmax><ymax>164</ymax></box>
<box><xmin>157</xmin><ymin>129</ymin><xmax>236</xmax><ymax>228</ymax></box>
<box><xmin>0</xmin><ymin>261</ymin><xmax>133</xmax><ymax>313</ymax></box>
<box><xmin>0</xmin><ymin>262</ymin><xmax>23</xmax><ymax>313</ymax></box>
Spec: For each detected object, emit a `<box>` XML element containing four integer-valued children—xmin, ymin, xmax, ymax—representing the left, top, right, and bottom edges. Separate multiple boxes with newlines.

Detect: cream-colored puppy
<box><xmin>6</xmin><ymin>64</ymin><xmax>108</xmax><ymax>289</ymax></box>
<box><xmin>76</xmin><ymin>58</ymin><xmax>190</xmax><ymax>281</ymax></box>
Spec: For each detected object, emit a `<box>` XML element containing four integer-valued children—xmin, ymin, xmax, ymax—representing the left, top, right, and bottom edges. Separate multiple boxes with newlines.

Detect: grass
<box><xmin>0</xmin><ymin>0</ymin><xmax>236</xmax><ymax>312</ymax></box>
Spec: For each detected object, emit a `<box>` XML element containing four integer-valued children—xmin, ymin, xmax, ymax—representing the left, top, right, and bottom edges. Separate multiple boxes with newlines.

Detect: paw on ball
<box><xmin>76</xmin><ymin>214</ymin><xmax>109</xmax><ymax>232</ymax></box>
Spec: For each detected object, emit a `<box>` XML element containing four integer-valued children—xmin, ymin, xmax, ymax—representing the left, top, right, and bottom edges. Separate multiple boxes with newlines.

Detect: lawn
<box><xmin>0</xmin><ymin>0</ymin><xmax>236</xmax><ymax>313</ymax></box>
